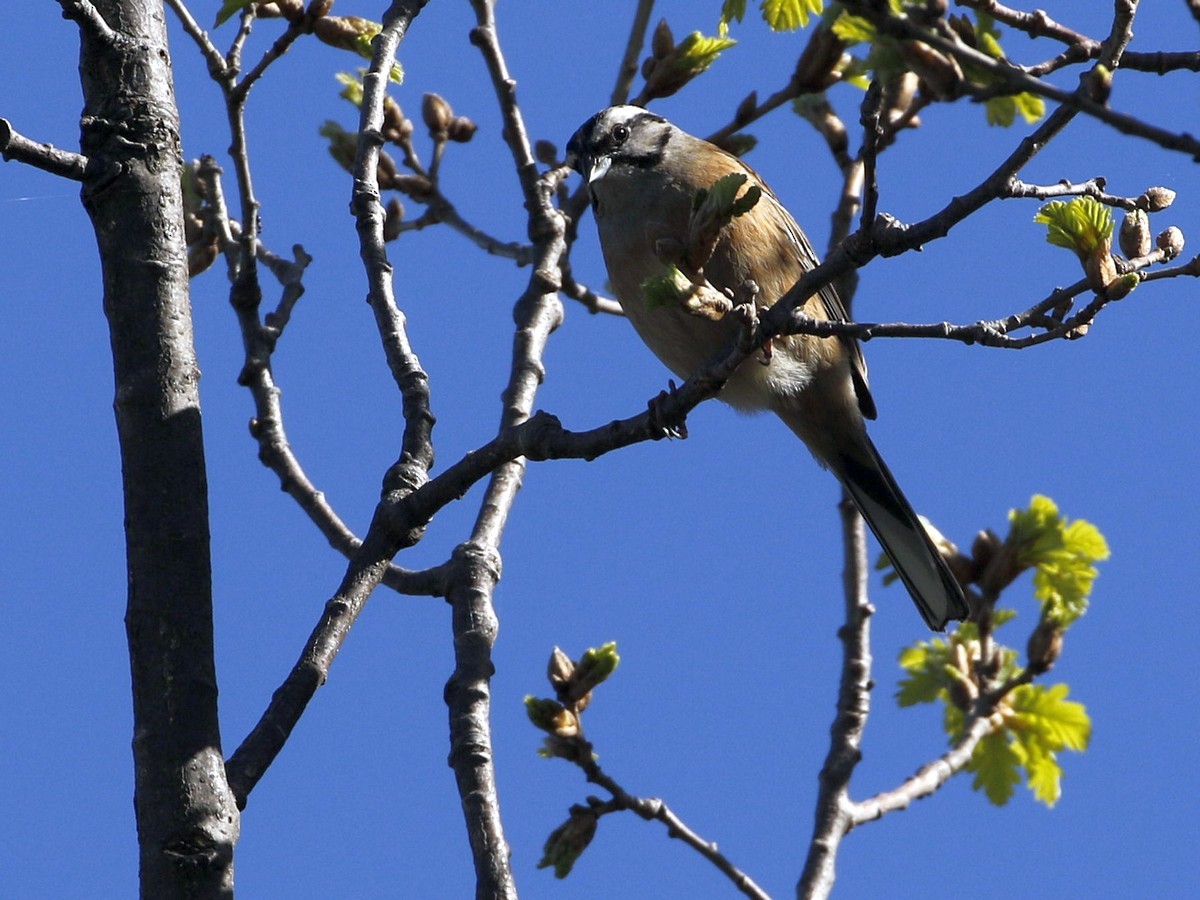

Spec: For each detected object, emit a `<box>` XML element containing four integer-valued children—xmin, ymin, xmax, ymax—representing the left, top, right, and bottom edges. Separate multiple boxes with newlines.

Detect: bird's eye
<box><xmin>611</xmin><ymin>123</ymin><xmax>630</xmax><ymax>144</ymax></box>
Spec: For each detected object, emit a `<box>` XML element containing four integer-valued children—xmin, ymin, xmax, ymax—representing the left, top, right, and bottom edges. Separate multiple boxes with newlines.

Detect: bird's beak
<box><xmin>584</xmin><ymin>154</ymin><xmax>611</xmax><ymax>184</ymax></box>
<box><xmin>564</xmin><ymin>147</ymin><xmax>611</xmax><ymax>185</ymax></box>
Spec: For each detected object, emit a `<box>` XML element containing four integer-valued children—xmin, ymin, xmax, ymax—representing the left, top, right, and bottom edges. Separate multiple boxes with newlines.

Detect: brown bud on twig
<box><xmin>392</xmin><ymin>173</ymin><xmax>434</xmax><ymax>203</ymax></box>
<box><xmin>534</xmin><ymin>140</ymin><xmax>559</xmax><ymax>166</ymax></box>
<box><xmin>1026</xmin><ymin>619</ymin><xmax>1064</xmax><ymax>675</ymax></box>
<box><xmin>381</xmin><ymin>98</ymin><xmax>410</xmax><ymax>145</ymax></box>
<box><xmin>793</xmin><ymin>26</ymin><xmax>847</xmax><ymax>92</ymax></box>
<box><xmin>900</xmin><ymin>40</ymin><xmax>963</xmax><ymax>100</ymax></box>
<box><xmin>651</xmin><ymin>18</ymin><xmax>674</xmax><ymax>59</ymax></box>
<box><xmin>314</xmin><ymin>15</ymin><xmax>375</xmax><ymax>52</ymax></box>
<box><xmin>306</xmin><ymin>0</ymin><xmax>333</xmax><ymax>19</ymax></box>
<box><xmin>383</xmin><ymin>197</ymin><xmax>404</xmax><ymax>242</ymax></box>
<box><xmin>1119</xmin><ymin>209</ymin><xmax>1152</xmax><ymax>259</ymax></box>
<box><xmin>376</xmin><ymin>150</ymin><xmax>399</xmax><ymax>190</ymax></box>
<box><xmin>641</xmin><ymin>55</ymin><xmax>658</xmax><ymax>80</ymax></box>
<box><xmin>1083</xmin><ymin>246</ymin><xmax>1117</xmax><ymax>294</ymax></box>
<box><xmin>447</xmin><ymin>116</ymin><xmax>478</xmax><ymax>143</ymax></box>
<box><xmin>259</xmin><ymin>0</ymin><xmax>305</xmax><ymax>21</ymax></box>
<box><xmin>1140</xmin><ymin>186</ymin><xmax>1176</xmax><ymax>212</ymax></box>
<box><xmin>422</xmin><ymin>93</ymin><xmax>453</xmax><ymax>138</ymax></box>
<box><xmin>1156</xmin><ymin>226</ymin><xmax>1185</xmax><ymax>259</ymax></box>
<box><xmin>188</xmin><ymin>236</ymin><xmax>219</xmax><ymax>278</ymax></box>
<box><xmin>548</xmin><ymin>647</ymin><xmax>575</xmax><ymax>695</ymax></box>
<box><xmin>735</xmin><ymin>92</ymin><xmax>758</xmax><ymax>127</ymax></box>
<box><xmin>184</xmin><ymin>211</ymin><xmax>204</xmax><ymax>245</ymax></box>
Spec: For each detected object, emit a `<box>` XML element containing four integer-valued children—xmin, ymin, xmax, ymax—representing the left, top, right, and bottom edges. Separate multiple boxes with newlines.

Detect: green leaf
<box><xmin>1011</xmin><ymin>683</ymin><xmax>1091</xmax><ymax>753</ymax></box>
<box><xmin>985</xmin><ymin>96</ymin><xmax>1016</xmax><ymax>128</ymax></box>
<box><xmin>642</xmin><ymin>266</ymin><xmax>695</xmax><ymax>310</ymax></box>
<box><xmin>215</xmin><ymin>0</ymin><xmax>254</xmax><ymax>28</ymax></box>
<box><xmin>720</xmin><ymin>0</ymin><xmax>748</xmax><ymax>28</ymax></box>
<box><xmin>673</xmin><ymin>31</ymin><xmax>738</xmax><ymax>74</ymax></box>
<box><xmin>336</xmin><ymin>72</ymin><xmax>365</xmax><ymax>107</ymax></box>
<box><xmin>1013</xmin><ymin>91</ymin><xmax>1046</xmax><ymax>124</ymax></box>
<box><xmin>968</xmin><ymin>731</ymin><xmax>1022</xmax><ymax>806</ymax></box>
<box><xmin>576</xmin><ymin>641</ymin><xmax>620</xmax><ymax>688</ymax></box>
<box><xmin>896</xmin><ymin>639</ymin><xmax>952</xmax><ymax>706</ymax></box>
<box><xmin>1034</xmin><ymin>197</ymin><xmax>1114</xmax><ymax>256</ymax></box>
<box><xmin>1063</xmin><ymin>519</ymin><xmax>1111</xmax><ymax>563</ymax></box>
<box><xmin>831</xmin><ymin>11</ymin><xmax>875</xmax><ymax>44</ymax></box>
<box><xmin>761</xmin><ymin>0</ymin><xmax>824</xmax><ymax>31</ymax></box>
<box><xmin>1007</xmin><ymin>495</ymin><xmax>1109</xmax><ymax>625</ymax></box>
<box><xmin>1008</xmin><ymin>683</ymin><xmax>1091</xmax><ymax>806</ymax></box>
<box><xmin>538</xmin><ymin>808</ymin><xmax>598</xmax><ymax>879</ymax></box>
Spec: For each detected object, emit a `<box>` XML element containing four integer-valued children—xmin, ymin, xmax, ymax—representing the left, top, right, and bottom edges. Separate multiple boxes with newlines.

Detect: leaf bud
<box><xmin>714</xmin><ymin>133</ymin><xmax>757</xmax><ymax>157</ymax></box>
<box><xmin>421</xmin><ymin>92</ymin><xmax>453</xmax><ymax>137</ymax></box>
<box><xmin>793</xmin><ymin>25</ymin><xmax>847</xmax><ymax>92</ymax></box>
<box><xmin>735</xmin><ymin>91</ymin><xmax>758</xmax><ymax>127</ymax></box>
<box><xmin>373</xmin><ymin>150</ymin><xmax>399</xmax><ymax>189</ymax></box>
<box><xmin>538</xmin><ymin>807</ymin><xmax>598</xmax><ymax>879</ymax></box>
<box><xmin>392</xmin><ymin>173</ymin><xmax>434</xmax><ymax>203</ymax></box>
<box><xmin>547</xmin><ymin>646</ymin><xmax>575</xmax><ymax>694</ymax></box>
<box><xmin>1156</xmin><ymin>226</ymin><xmax>1185</xmax><ymax>258</ymax></box>
<box><xmin>1104</xmin><ymin>272</ymin><xmax>1138</xmax><ymax>301</ymax></box>
<box><xmin>651</xmin><ymin>18</ymin><xmax>675</xmax><ymax>59</ymax></box>
<box><xmin>447</xmin><ymin>116</ymin><xmax>478</xmax><ymax>143</ymax></box>
<box><xmin>383</xmin><ymin>197</ymin><xmax>404</xmax><ymax>242</ymax></box>
<box><xmin>188</xmin><ymin>237</ymin><xmax>219</xmax><ymax>278</ymax></box>
<box><xmin>1139</xmin><ymin>186</ymin><xmax>1176</xmax><ymax>212</ymax></box>
<box><xmin>534</xmin><ymin>139</ymin><xmax>559</xmax><ymax>166</ymax></box>
<box><xmin>1026</xmin><ymin>619</ymin><xmax>1064</xmax><ymax>675</ymax></box>
<box><xmin>306</xmin><ymin>0</ymin><xmax>333</xmax><ymax>19</ymax></box>
<box><xmin>1118</xmin><ymin>209</ymin><xmax>1151</xmax><ymax>258</ymax></box>
<box><xmin>1083</xmin><ymin>246</ymin><xmax>1117</xmax><ymax>293</ymax></box>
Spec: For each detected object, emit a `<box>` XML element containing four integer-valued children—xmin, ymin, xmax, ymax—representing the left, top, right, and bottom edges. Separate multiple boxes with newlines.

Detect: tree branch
<box><xmin>224</xmin><ymin>0</ymin><xmax>434</xmax><ymax>809</ymax></box>
<box><xmin>798</xmin><ymin>499</ymin><xmax>874</xmax><ymax>899</ymax></box>
<box><xmin>579</xmin><ymin>757</ymin><xmax>771</xmax><ymax>900</ymax></box>
<box><xmin>610</xmin><ymin>0</ymin><xmax>656</xmax><ymax>106</ymax></box>
<box><xmin>0</xmin><ymin>118</ymin><xmax>104</xmax><ymax>181</ymax></box>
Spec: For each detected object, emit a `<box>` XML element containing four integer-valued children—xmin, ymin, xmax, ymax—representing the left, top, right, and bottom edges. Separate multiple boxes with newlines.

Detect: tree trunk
<box><xmin>72</xmin><ymin>1</ymin><xmax>238</xmax><ymax>895</ymax></box>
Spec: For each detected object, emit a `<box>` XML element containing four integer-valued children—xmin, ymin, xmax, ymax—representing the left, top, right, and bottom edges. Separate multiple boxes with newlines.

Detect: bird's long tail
<box><xmin>832</xmin><ymin>437</ymin><xmax>968</xmax><ymax>631</ymax></box>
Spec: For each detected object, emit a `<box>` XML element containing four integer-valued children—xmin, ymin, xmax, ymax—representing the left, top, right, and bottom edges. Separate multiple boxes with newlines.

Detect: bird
<box><xmin>565</xmin><ymin>105</ymin><xmax>968</xmax><ymax>630</ymax></box>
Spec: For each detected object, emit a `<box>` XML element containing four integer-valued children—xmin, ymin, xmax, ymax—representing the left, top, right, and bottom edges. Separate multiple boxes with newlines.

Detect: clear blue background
<box><xmin>3</xmin><ymin>2</ymin><xmax>1199</xmax><ymax>897</ymax></box>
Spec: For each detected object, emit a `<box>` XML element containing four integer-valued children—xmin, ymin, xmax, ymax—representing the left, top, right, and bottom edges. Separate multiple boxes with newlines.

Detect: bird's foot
<box><xmin>647</xmin><ymin>380</ymin><xmax>689</xmax><ymax>440</ymax></box>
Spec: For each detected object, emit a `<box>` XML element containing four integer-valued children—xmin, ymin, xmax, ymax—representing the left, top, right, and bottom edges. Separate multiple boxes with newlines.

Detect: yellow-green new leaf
<box><xmin>1034</xmin><ymin>197</ymin><xmax>1114</xmax><ymax>257</ymax></box>
<box><xmin>831</xmin><ymin>11</ymin><xmax>875</xmax><ymax>44</ymax></box>
<box><xmin>1063</xmin><ymin>519</ymin><xmax>1111</xmax><ymax>563</ymax></box>
<box><xmin>1014</xmin><ymin>91</ymin><xmax>1046</xmax><ymax>123</ymax></box>
<box><xmin>969</xmin><ymin>731</ymin><xmax>1022</xmax><ymax>806</ymax></box>
<box><xmin>643</xmin><ymin>266</ymin><xmax>695</xmax><ymax>310</ymax></box>
<box><xmin>762</xmin><ymin>0</ymin><xmax>824</xmax><ymax>31</ymax></box>
<box><xmin>674</xmin><ymin>31</ymin><xmax>738</xmax><ymax>74</ymax></box>
<box><xmin>1011</xmin><ymin>684</ymin><xmax>1091</xmax><ymax>753</ymax></box>
<box><xmin>720</xmin><ymin>0</ymin><xmax>748</xmax><ymax>28</ymax></box>
<box><xmin>896</xmin><ymin>640</ymin><xmax>951</xmax><ymax>706</ymax></box>
<box><xmin>215</xmin><ymin>0</ymin><xmax>254</xmax><ymax>27</ymax></box>
<box><xmin>336</xmin><ymin>72</ymin><xmax>365</xmax><ymax>107</ymax></box>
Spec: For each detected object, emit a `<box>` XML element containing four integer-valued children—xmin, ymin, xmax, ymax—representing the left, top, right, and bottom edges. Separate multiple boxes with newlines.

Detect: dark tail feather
<box><xmin>835</xmin><ymin>438</ymin><xmax>968</xmax><ymax>631</ymax></box>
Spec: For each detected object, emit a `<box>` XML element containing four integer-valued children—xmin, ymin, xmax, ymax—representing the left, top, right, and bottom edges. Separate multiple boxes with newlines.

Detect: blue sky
<box><xmin>3</xmin><ymin>2</ymin><xmax>1200</xmax><ymax>897</ymax></box>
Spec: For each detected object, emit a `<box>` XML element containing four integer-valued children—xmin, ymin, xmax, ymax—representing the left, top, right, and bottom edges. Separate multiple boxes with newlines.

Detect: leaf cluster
<box><xmin>895</xmin><ymin>496</ymin><xmax>1106</xmax><ymax>808</ymax></box>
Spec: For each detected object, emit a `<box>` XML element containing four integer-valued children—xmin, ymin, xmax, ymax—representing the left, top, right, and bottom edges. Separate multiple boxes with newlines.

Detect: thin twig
<box><xmin>55</xmin><ymin>0</ymin><xmax>116</xmax><ymax>43</ymax></box>
<box><xmin>224</xmin><ymin>0</ymin><xmax>434</xmax><ymax>808</ymax></box>
<box><xmin>163</xmin><ymin>0</ymin><xmax>229</xmax><ymax>78</ymax></box>
<box><xmin>0</xmin><ymin>118</ymin><xmax>101</xmax><ymax>181</ymax></box>
<box><xmin>849</xmin><ymin>711</ymin><xmax>997</xmax><ymax>824</ymax></box>
<box><xmin>580</xmin><ymin>756</ymin><xmax>771</xmax><ymax>900</ymax></box>
<box><xmin>797</xmin><ymin>499</ymin><xmax>874</xmax><ymax>899</ymax></box>
<box><xmin>844</xmin><ymin>1</ymin><xmax>1200</xmax><ymax>159</ymax></box>
<box><xmin>611</xmin><ymin>0</ymin><xmax>656</xmax><ymax>105</ymax></box>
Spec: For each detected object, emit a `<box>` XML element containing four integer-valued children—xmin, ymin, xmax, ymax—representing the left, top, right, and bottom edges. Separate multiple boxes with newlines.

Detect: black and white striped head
<box><xmin>565</xmin><ymin>106</ymin><xmax>674</xmax><ymax>187</ymax></box>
